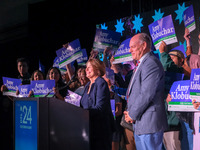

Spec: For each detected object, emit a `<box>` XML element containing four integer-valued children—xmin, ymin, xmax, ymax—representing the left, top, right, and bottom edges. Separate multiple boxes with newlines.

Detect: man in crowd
<box><xmin>16</xmin><ymin>57</ymin><xmax>31</xmax><ymax>85</ymax></box>
<box><xmin>124</xmin><ymin>33</ymin><xmax>168</xmax><ymax>150</ymax></box>
<box><xmin>1</xmin><ymin>57</ymin><xmax>31</xmax><ymax>94</ymax></box>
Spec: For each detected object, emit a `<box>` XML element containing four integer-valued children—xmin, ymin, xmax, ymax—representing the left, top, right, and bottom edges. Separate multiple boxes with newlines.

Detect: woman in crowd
<box><xmin>80</xmin><ymin>58</ymin><xmax>114</xmax><ymax>150</ymax></box>
<box><xmin>31</xmin><ymin>70</ymin><xmax>45</xmax><ymax>81</ymax></box>
<box><xmin>46</xmin><ymin>67</ymin><xmax>68</xmax><ymax>100</ymax></box>
<box><xmin>65</xmin><ymin>63</ymin><xmax>89</xmax><ymax>95</ymax></box>
<box><xmin>74</xmin><ymin>66</ymin><xmax>89</xmax><ymax>95</ymax></box>
<box><xmin>27</xmin><ymin>70</ymin><xmax>45</xmax><ymax>97</ymax></box>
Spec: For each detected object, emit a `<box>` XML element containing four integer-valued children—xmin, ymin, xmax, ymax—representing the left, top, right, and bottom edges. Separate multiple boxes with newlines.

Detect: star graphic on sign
<box><xmin>175</xmin><ymin>3</ymin><xmax>188</xmax><ymax>24</ymax></box>
<box><xmin>152</xmin><ymin>9</ymin><xmax>164</xmax><ymax>22</ymax></box>
<box><xmin>179</xmin><ymin>41</ymin><xmax>187</xmax><ymax>52</ymax></box>
<box><xmin>115</xmin><ymin>19</ymin><xmax>125</xmax><ymax>35</ymax></box>
<box><xmin>132</xmin><ymin>14</ymin><xmax>143</xmax><ymax>33</ymax></box>
<box><xmin>101</xmin><ymin>23</ymin><xmax>108</xmax><ymax>30</ymax></box>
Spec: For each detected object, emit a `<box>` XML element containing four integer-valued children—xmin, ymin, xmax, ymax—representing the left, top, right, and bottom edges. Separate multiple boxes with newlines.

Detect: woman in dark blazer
<box><xmin>80</xmin><ymin>58</ymin><xmax>114</xmax><ymax>150</ymax></box>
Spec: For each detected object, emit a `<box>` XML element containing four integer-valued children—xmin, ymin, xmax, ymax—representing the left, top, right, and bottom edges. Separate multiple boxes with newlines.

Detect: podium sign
<box><xmin>14</xmin><ymin>100</ymin><xmax>38</xmax><ymax>150</ymax></box>
<box><xmin>14</xmin><ymin>97</ymin><xmax>89</xmax><ymax>150</ymax></box>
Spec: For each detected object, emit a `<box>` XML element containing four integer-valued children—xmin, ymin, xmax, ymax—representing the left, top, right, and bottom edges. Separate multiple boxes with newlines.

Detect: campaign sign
<box><xmin>18</xmin><ymin>85</ymin><xmax>31</xmax><ymax>97</ymax></box>
<box><xmin>15</xmin><ymin>100</ymin><xmax>37</xmax><ymax>150</ymax></box>
<box><xmin>56</xmin><ymin>39</ymin><xmax>82</xmax><ymax>68</ymax></box>
<box><xmin>2</xmin><ymin>77</ymin><xmax>21</xmax><ymax>97</ymax></box>
<box><xmin>183</xmin><ymin>5</ymin><xmax>196</xmax><ymax>32</ymax></box>
<box><xmin>110</xmin><ymin>99</ymin><xmax>115</xmax><ymax>118</ymax></box>
<box><xmin>53</xmin><ymin>57</ymin><xmax>67</xmax><ymax>74</ymax></box>
<box><xmin>65</xmin><ymin>90</ymin><xmax>82</xmax><ymax>107</ymax></box>
<box><xmin>170</xmin><ymin>44</ymin><xmax>186</xmax><ymax>57</ymax></box>
<box><xmin>112</xmin><ymin>38</ymin><xmax>133</xmax><ymax>64</ymax></box>
<box><xmin>93</xmin><ymin>29</ymin><xmax>121</xmax><ymax>52</ymax></box>
<box><xmin>164</xmin><ymin>71</ymin><xmax>184</xmax><ymax>92</ymax></box>
<box><xmin>31</xmin><ymin>80</ymin><xmax>55</xmax><ymax>97</ymax></box>
<box><xmin>77</xmin><ymin>49</ymin><xmax>88</xmax><ymax>66</ymax></box>
<box><xmin>190</xmin><ymin>69</ymin><xmax>200</xmax><ymax>102</ymax></box>
<box><xmin>168</xmin><ymin>80</ymin><xmax>198</xmax><ymax>112</ymax></box>
<box><xmin>148</xmin><ymin>15</ymin><xmax>178</xmax><ymax>50</ymax></box>
<box><xmin>53</xmin><ymin>57</ymin><xmax>59</xmax><ymax>68</ymax></box>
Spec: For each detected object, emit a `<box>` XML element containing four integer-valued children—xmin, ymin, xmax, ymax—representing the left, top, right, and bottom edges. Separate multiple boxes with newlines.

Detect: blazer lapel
<box><xmin>128</xmin><ymin>78</ymin><xmax>136</xmax><ymax>96</ymax></box>
<box><xmin>127</xmin><ymin>52</ymin><xmax>152</xmax><ymax>96</ymax></box>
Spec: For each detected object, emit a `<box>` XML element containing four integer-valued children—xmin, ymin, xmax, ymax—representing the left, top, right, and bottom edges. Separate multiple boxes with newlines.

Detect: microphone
<box><xmin>44</xmin><ymin>74</ymin><xmax>77</xmax><ymax>97</ymax></box>
<box><xmin>65</xmin><ymin>74</ymin><xmax>77</xmax><ymax>89</ymax></box>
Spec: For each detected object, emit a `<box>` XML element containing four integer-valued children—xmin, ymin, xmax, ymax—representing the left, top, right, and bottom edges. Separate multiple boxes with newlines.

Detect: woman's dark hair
<box><xmin>46</xmin><ymin>67</ymin><xmax>64</xmax><ymax>86</ymax></box>
<box><xmin>31</xmin><ymin>70</ymin><xmax>45</xmax><ymax>81</ymax></box>
<box><xmin>77</xmin><ymin>66</ymin><xmax>86</xmax><ymax>75</ymax></box>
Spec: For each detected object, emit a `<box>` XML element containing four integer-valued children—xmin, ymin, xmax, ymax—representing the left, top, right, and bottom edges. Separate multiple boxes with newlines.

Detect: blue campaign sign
<box><xmin>170</xmin><ymin>80</ymin><xmax>191</xmax><ymax>102</ymax></box>
<box><xmin>15</xmin><ymin>100</ymin><xmax>37</xmax><ymax>150</ymax></box>
<box><xmin>113</xmin><ymin>37</ymin><xmax>132</xmax><ymax>64</ymax></box>
<box><xmin>183</xmin><ymin>5</ymin><xmax>196</xmax><ymax>32</ymax></box>
<box><xmin>31</xmin><ymin>80</ymin><xmax>55</xmax><ymax>97</ymax></box>
<box><xmin>18</xmin><ymin>84</ymin><xmax>31</xmax><ymax>97</ymax></box>
<box><xmin>93</xmin><ymin>28</ymin><xmax>121</xmax><ymax>52</ymax></box>
<box><xmin>190</xmin><ymin>69</ymin><xmax>200</xmax><ymax>93</ymax></box>
<box><xmin>77</xmin><ymin>48</ymin><xmax>88</xmax><ymax>66</ymax></box>
<box><xmin>190</xmin><ymin>69</ymin><xmax>200</xmax><ymax>102</ymax></box>
<box><xmin>148</xmin><ymin>15</ymin><xmax>178</xmax><ymax>50</ymax></box>
<box><xmin>53</xmin><ymin>56</ymin><xmax>68</xmax><ymax>74</ymax></box>
<box><xmin>53</xmin><ymin>57</ymin><xmax>59</xmax><ymax>68</ymax></box>
<box><xmin>168</xmin><ymin>80</ymin><xmax>199</xmax><ymax>112</ymax></box>
<box><xmin>56</xmin><ymin>39</ymin><xmax>82</xmax><ymax>68</ymax></box>
<box><xmin>2</xmin><ymin>77</ymin><xmax>21</xmax><ymax>97</ymax></box>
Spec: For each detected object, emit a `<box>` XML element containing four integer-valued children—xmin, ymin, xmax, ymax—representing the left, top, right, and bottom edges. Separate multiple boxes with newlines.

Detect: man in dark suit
<box><xmin>124</xmin><ymin>33</ymin><xmax>168</xmax><ymax>150</ymax></box>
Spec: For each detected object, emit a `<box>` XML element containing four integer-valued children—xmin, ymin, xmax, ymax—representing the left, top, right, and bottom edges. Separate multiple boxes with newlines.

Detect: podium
<box><xmin>14</xmin><ymin>97</ymin><xmax>90</xmax><ymax>150</ymax></box>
